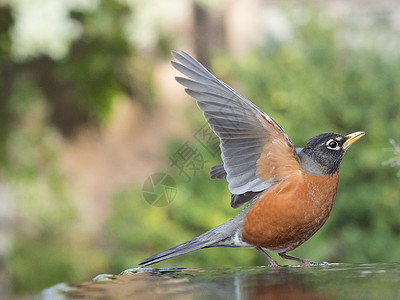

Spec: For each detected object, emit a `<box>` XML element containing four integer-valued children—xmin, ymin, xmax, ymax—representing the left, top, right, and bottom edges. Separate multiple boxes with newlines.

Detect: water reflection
<box><xmin>38</xmin><ymin>263</ymin><xmax>400</xmax><ymax>299</ymax></box>
<box><xmin>237</xmin><ymin>269</ymin><xmax>328</xmax><ymax>299</ymax></box>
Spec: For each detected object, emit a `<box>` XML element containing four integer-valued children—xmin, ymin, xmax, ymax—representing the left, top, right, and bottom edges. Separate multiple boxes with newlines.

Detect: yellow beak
<box><xmin>343</xmin><ymin>131</ymin><xmax>365</xmax><ymax>150</ymax></box>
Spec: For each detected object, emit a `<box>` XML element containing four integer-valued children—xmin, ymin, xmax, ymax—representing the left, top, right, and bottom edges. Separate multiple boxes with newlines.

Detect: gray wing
<box><xmin>210</xmin><ymin>163</ymin><xmax>226</xmax><ymax>180</ymax></box>
<box><xmin>210</xmin><ymin>149</ymin><xmax>300</xmax><ymax>208</ymax></box>
<box><xmin>210</xmin><ymin>147</ymin><xmax>303</xmax><ymax>181</ymax></box>
<box><xmin>171</xmin><ymin>50</ymin><xmax>296</xmax><ymax>195</ymax></box>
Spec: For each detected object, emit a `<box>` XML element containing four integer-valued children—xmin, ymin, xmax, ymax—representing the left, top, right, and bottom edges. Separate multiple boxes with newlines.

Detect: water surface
<box><xmin>39</xmin><ymin>263</ymin><xmax>400</xmax><ymax>299</ymax></box>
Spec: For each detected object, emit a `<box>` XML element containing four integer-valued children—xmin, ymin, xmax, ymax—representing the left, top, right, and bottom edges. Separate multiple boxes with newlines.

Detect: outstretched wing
<box><xmin>171</xmin><ymin>50</ymin><xmax>300</xmax><ymax>201</ymax></box>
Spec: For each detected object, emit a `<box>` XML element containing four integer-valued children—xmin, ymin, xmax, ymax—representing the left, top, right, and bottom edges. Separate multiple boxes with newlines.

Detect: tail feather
<box><xmin>139</xmin><ymin>234</ymin><xmax>214</xmax><ymax>267</ymax></box>
<box><xmin>139</xmin><ymin>203</ymin><xmax>253</xmax><ymax>267</ymax></box>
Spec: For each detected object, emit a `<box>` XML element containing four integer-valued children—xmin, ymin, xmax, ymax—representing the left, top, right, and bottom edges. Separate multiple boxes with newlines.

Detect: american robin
<box><xmin>140</xmin><ymin>50</ymin><xmax>365</xmax><ymax>268</ymax></box>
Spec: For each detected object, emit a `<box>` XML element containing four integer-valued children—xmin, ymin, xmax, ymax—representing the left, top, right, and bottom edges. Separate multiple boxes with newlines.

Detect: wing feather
<box><xmin>172</xmin><ymin>50</ymin><xmax>300</xmax><ymax>204</ymax></box>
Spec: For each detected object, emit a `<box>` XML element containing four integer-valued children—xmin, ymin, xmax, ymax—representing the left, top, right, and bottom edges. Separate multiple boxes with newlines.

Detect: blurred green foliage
<box><xmin>1</xmin><ymin>0</ymin><xmax>156</xmax><ymax>139</ymax></box>
<box><xmin>1</xmin><ymin>2</ymin><xmax>400</xmax><ymax>297</ymax></box>
<box><xmin>0</xmin><ymin>0</ymin><xmax>155</xmax><ymax>295</ymax></box>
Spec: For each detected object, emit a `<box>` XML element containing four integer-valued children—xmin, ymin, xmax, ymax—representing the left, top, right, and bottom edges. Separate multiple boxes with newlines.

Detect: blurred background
<box><xmin>1</xmin><ymin>0</ymin><xmax>400</xmax><ymax>298</ymax></box>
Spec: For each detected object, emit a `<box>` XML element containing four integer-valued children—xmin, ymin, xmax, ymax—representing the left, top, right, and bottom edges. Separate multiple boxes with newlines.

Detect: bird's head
<box><xmin>299</xmin><ymin>131</ymin><xmax>365</xmax><ymax>176</ymax></box>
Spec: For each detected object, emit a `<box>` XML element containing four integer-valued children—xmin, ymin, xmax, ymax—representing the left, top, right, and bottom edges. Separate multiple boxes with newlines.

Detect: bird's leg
<box><xmin>278</xmin><ymin>252</ymin><xmax>316</xmax><ymax>266</ymax></box>
<box><xmin>255</xmin><ymin>247</ymin><xmax>279</xmax><ymax>268</ymax></box>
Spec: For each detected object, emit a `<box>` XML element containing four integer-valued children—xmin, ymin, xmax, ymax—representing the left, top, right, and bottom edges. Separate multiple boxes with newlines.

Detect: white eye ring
<box><xmin>326</xmin><ymin>139</ymin><xmax>341</xmax><ymax>150</ymax></box>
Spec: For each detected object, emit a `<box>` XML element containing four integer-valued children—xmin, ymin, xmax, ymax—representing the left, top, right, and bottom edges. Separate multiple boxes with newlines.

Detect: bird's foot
<box><xmin>278</xmin><ymin>252</ymin><xmax>319</xmax><ymax>267</ymax></box>
<box><xmin>255</xmin><ymin>246</ymin><xmax>280</xmax><ymax>268</ymax></box>
<box><xmin>301</xmin><ymin>259</ymin><xmax>317</xmax><ymax>267</ymax></box>
<box><xmin>268</xmin><ymin>261</ymin><xmax>279</xmax><ymax>269</ymax></box>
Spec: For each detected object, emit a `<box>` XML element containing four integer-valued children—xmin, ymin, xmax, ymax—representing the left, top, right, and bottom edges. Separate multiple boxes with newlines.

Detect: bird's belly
<box><xmin>241</xmin><ymin>172</ymin><xmax>338</xmax><ymax>252</ymax></box>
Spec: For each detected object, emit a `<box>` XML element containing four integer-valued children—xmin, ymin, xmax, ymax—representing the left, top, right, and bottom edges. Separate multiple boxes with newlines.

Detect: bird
<box><xmin>139</xmin><ymin>50</ymin><xmax>365</xmax><ymax>268</ymax></box>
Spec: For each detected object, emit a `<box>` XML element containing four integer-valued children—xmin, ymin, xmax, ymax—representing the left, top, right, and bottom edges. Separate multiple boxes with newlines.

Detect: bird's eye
<box><xmin>326</xmin><ymin>139</ymin><xmax>340</xmax><ymax>150</ymax></box>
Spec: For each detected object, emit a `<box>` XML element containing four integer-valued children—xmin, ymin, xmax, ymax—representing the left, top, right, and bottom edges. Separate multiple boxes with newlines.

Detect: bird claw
<box><xmin>302</xmin><ymin>260</ymin><xmax>315</xmax><ymax>267</ymax></box>
<box><xmin>304</xmin><ymin>261</ymin><xmax>330</xmax><ymax>268</ymax></box>
<box><xmin>268</xmin><ymin>262</ymin><xmax>280</xmax><ymax>269</ymax></box>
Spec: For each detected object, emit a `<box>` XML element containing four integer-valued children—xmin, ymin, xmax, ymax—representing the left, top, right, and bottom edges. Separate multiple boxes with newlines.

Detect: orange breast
<box><xmin>242</xmin><ymin>171</ymin><xmax>339</xmax><ymax>252</ymax></box>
